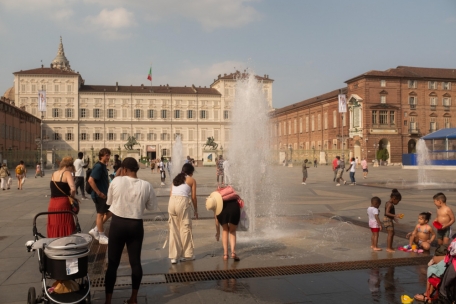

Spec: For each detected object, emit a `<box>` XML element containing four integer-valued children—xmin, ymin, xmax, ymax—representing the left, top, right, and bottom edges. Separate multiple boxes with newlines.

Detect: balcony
<box><xmin>429</xmin><ymin>129</ymin><xmax>437</xmax><ymax>133</ymax></box>
<box><xmin>430</xmin><ymin>105</ymin><xmax>436</xmax><ymax>111</ymax></box>
<box><xmin>444</xmin><ymin>105</ymin><xmax>450</xmax><ymax>111</ymax></box>
<box><xmin>410</xmin><ymin>104</ymin><xmax>417</xmax><ymax>110</ymax></box>
<box><xmin>410</xmin><ymin>128</ymin><xmax>420</xmax><ymax>135</ymax></box>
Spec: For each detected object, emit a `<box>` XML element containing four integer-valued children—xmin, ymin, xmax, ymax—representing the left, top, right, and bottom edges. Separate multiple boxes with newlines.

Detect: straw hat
<box><xmin>206</xmin><ymin>191</ymin><xmax>223</xmax><ymax>215</ymax></box>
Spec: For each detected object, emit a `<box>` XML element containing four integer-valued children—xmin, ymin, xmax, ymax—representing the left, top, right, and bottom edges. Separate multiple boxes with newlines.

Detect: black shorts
<box><xmin>92</xmin><ymin>197</ymin><xmax>110</xmax><ymax>214</ymax></box>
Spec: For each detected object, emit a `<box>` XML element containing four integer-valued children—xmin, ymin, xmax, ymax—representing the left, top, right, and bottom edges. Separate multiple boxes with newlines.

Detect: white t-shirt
<box><xmin>367</xmin><ymin>207</ymin><xmax>380</xmax><ymax>228</ymax></box>
<box><xmin>73</xmin><ymin>158</ymin><xmax>86</xmax><ymax>177</ymax></box>
<box><xmin>350</xmin><ymin>161</ymin><xmax>356</xmax><ymax>172</ymax></box>
<box><xmin>107</xmin><ymin>176</ymin><xmax>158</xmax><ymax>219</ymax></box>
<box><xmin>159</xmin><ymin>161</ymin><xmax>164</xmax><ymax>172</ymax></box>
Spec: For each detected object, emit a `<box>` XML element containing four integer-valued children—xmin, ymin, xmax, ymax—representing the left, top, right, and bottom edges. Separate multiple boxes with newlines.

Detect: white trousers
<box><xmin>168</xmin><ymin>195</ymin><xmax>193</xmax><ymax>259</ymax></box>
<box><xmin>0</xmin><ymin>177</ymin><xmax>11</xmax><ymax>189</ymax></box>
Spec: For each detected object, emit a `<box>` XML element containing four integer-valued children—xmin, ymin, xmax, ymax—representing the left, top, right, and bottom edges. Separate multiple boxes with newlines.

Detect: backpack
<box><xmin>15</xmin><ymin>166</ymin><xmax>24</xmax><ymax>175</ymax></box>
<box><xmin>85</xmin><ymin>167</ymin><xmax>93</xmax><ymax>195</ymax></box>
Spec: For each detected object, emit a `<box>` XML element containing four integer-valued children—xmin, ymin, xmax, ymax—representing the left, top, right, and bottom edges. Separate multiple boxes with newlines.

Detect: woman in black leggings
<box><xmin>104</xmin><ymin>158</ymin><xmax>157</xmax><ymax>304</ymax></box>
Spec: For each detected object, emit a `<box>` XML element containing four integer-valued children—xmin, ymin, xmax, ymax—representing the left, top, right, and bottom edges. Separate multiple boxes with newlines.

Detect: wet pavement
<box><xmin>1</xmin><ymin>164</ymin><xmax>454</xmax><ymax>303</ymax></box>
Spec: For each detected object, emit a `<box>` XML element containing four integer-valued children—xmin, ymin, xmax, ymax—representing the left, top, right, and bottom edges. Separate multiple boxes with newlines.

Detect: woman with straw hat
<box><xmin>206</xmin><ymin>191</ymin><xmax>241</xmax><ymax>261</ymax></box>
<box><xmin>47</xmin><ymin>156</ymin><xmax>77</xmax><ymax>238</ymax></box>
<box><xmin>168</xmin><ymin>163</ymin><xmax>198</xmax><ymax>264</ymax></box>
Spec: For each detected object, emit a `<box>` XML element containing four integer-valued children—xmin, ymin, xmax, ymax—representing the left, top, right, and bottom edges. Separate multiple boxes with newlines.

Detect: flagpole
<box><xmin>150</xmin><ymin>63</ymin><xmax>152</xmax><ymax>89</ymax></box>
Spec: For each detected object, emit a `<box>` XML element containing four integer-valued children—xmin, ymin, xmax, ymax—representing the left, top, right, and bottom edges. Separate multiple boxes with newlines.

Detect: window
<box><xmin>278</xmin><ymin>123</ymin><xmax>281</xmax><ymax>136</ymax></box>
<box><xmin>306</xmin><ymin>116</ymin><xmax>309</xmax><ymax>132</ymax></box>
<box><xmin>147</xmin><ymin>133</ymin><xmax>157</xmax><ymax>140</ymax></box>
<box><xmin>80</xmin><ymin>108</ymin><xmax>87</xmax><ymax>118</ymax></box>
<box><xmin>134</xmin><ymin>109</ymin><xmax>143</xmax><ymax>119</ymax></box>
<box><xmin>67</xmin><ymin>85</ymin><xmax>72</xmax><ymax>92</ymax></box>
<box><xmin>147</xmin><ymin>109</ymin><xmax>155</xmax><ymax>119</ymax></box>
<box><xmin>223</xmin><ymin>110</ymin><xmax>229</xmax><ymax>120</ymax></box>
<box><xmin>225</xmin><ymin>88</ymin><xmax>229</xmax><ymax>96</ymax></box>
<box><xmin>408</xmin><ymin>80</ymin><xmax>417</xmax><ymax>88</ymax></box>
<box><xmin>380</xmin><ymin>80</ymin><xmax>386</xmax><ymax>87</ymax></box>
<box><xmin>53</xmin><ymin>132</ymin><xmax>61</xmax><ymax>140</ymax></box>
<box><xmin>161</xmin><ymin>133</ymin><xmax>170</xmax><ymax>141</ymax></box>
<box><xmin>410</xmin><ymin>117</ymin><xmax>417</xmax><ymax>130</ymax></box>
<box><xmin>174</xmin><ymin>110</ymin><xmax>181</xmax><ymax>119</ymax></box>
<box><xmin>54</xmin><ymin>85</ymin><xmax>59</xmax><ymax>92</ymax></box>
<box><xmin>94</xmin><ymin>132</ymin><xmax>102</xmax><ymax>141</ymax></box>
<box><xmin>162</xmin><ymin>149</ymin><xmax>169</xmax><ymax>156</ymax></box>
<box><xmin>372</xmin><ymin>110</ymin><xmax>378</xmax><ymax>124</ymax></box>
<box><xmin>65</xmin><ymin>108</ymin><xmax>73</xmax><ymax>118</ymax></box>
<box><xmin>21</xmin><ymin>84</ymin><xmax>25</xmax><ymax>92</ymax></box>
<box><xmin>311</xmin><ymin>115</ymin><xmax>315</xmax><ymax>131</ymax></box>
<box><xmin>161</xmin><ymin>110</ymin><xmax>167</xmax><ymax>119</ymax></box>
<box><xmin>299</xmin><ymin>118</ymin><xmax>303</xmax><ymax>133</ymax></box>
<box><xmin>443</xmin><ymin>82</ymin><xmax>451</xmax><ymax>90</ymax></box>
<box><xmin>31</xmin><ymin>84</ymin><xmax>36</xmax><ymax>92</ymax></box>
<box><xmin>333</xmin><ymin>110</ymin><xmax>337</xmax><ymax>128</ymax></box>
<box><xmin>52</xmin><ymin>108</ymin><xmax>61</xmax><ymax>118</ymax></box>
<box><xmin>324</xmin><ymin>113</ymin><xmax>328</xmax><ymax>129</ymax></box>
<box><xmin>430</xmin><ymin>97</ymin><xmax>437</xmax><ymax>106</ymax></box>
<box><xmin>66</xmin><ymin>133</ymin><xmax>73</xmax><ymax>141</ymax></box>
<box><xmin>121</xmin><ymin>133</ymin><xmax>128</xmax><ymax>140</ymax></box>
<box><xmin>122</xmin><ymin>109</ymin><xmax>129</xmax><ymax>118</ymax></box>
<box><xmin>430</xmin><ymin>118</ymin><xmax>436</xmax><ymax>132</ymax></box>
<box><xmin>93</xmin><ymin>108</ymin><xmax>101</xmax><ymax>118</ymax></box>
<box><xmin>428</xmin><ymin>81</ymin><xmax>437</xmax><ymax>89</ymax></box>
<box><xmin>443</xmin><ymin>98</ymin><xmax>451</xmax><ymax>106</ymax></box>
<box><xmin>317</xmin><ymin>114</ymin><xmax>321</xmax><ymax>130</ymax></box>
<box><xmin>80</xmin><ymin>133</ymin><xmax>88</xmax><ymax>141</ymax></box>
<box><xmin>409</xmin><ymin>96</ymin><xmax>417</xmax><ymax>109</ymax></box>
<box><xmin>445</xmin><ymin>117</ymin><xmax>451</xmax><ymax>128</ymax></box>
<box><xmin>293</xmin><ymin>119</ymin><xmax>297</xmax><ymax>134</ymax></box>
<box><xmin>200</xmin><ymin>110</ymin><xmax>208</xmax><ymax>119</ymax></box>
<box><xmin>214</xmin><ymin>110</ymin><xmax>219</xmax><ymax>120</ymax></box>
<box><xmin>288</xmin><ymin>120</ymin><xmax>291</xmax><ymax>134</ymax></box>
<box><xmin>107</xmin><ymin>133</ymin><xmax>115</xmax><ymax>141</ymax></box>
<box><xmin>380</xmin><ymin>95</ymin><xmax>386</xmax><ymax>104</ymax></box>
<box><xmin>107</xmin><ymin>109</ymin><xmax>116</xmax><ymax>118</ymax></box>
<box><xmin>390</xmin><ymin>111</ymin><xmax>395</xmax><ymax>125</ymax></box>
<box><xmin>379</xmin><ymin>111</ymin><xmax>388</xmax><ymax>125</ymax></box>
<box><xmin>134</xmin><ymin>133</ymin><xmax>142</xmax><ymax>141</ymax></box>
<box><xmin>187</xmin><ymin>110</ymin><xmax>194</xmax><ymax>119</ymax></box>
<box><xmin>201</xmin><ymin>129</ymin><xmax>206</xmax><ymax>141</ymax></box>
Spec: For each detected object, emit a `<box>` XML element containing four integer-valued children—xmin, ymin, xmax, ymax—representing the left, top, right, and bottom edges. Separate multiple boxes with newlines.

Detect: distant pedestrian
<box><xmin>361</xmin><ymin>158</ymin><xmax>369</xmax><ymax>179</ymax></box>
<box><xmin>150</xmin><ymin>160</ymin><xmax>155</xmax><ymax>173</ymax></box>
<box><xmin>313</xmin><ymin>158</ymin><xmax>317</xmax><ymax>168</ymax></box>
<box><xmin>302</xmin><ymin>159</ymin><xmax>309</xmax><ymax>185</ymax></box>
<box><xmin>336</xmin><ymin>157</ymin><xmax>346</xmax><ymax>186</ymax></box>
<box><xmin>15</xmin><ymin>160</ymin><xmax>26</xmax><ymax>190</ymax></box>
<box><xmin>332</xmin><ymin>156</ymin><xmax>339</xmax><ymax>182</ymax></box>
<box><xmin>74</xmin><ymin>152</ymin><xmax>88</xmax><ymax>200</ymax></box>
<box><xmin>35</xmin><ymin>162</ymin><xmax>43</xmax><ymax>178</ymax></box>
<box><xmin>346</xmin><ymin>157</ymin><xmax>356</xmax><ymax>185</ymax></box>
<box><xmin>159</xmin><ymin>157</ymin><xmax>166</xmax><ymax>185</ymax></box>
<box><xmin>216</xmin><ymin>155</ymin><xmax>224</xmax><ymax>187</ymax></box>
<box><xmin>0</xmin><ymin>163</ymin><xmax>11</xmax><ymax>190</ymax></box>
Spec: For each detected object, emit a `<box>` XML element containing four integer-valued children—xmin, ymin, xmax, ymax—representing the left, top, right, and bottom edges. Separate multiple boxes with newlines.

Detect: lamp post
<box><xmin>312</xmin><ymin>146</ymin><xmax>315</xmax><ymax>159</ymax></box>
<box><xmin>90</xmin><ymin>145</ymin><xmax>94</xmax><ymax>168</ymax></box>
<box><xmin>288</xmin><ymin>145</ymin><xmax>293</xmax><ymax>167</ymax></box>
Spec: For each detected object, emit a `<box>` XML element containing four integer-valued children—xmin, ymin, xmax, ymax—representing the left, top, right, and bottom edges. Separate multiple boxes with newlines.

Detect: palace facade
<box><xmin>271</xmin><ymin>66</ymin><xmax>456</xmax><ymax>164</ymax></box>
<box><xmin>7</xmin><ymin>38</ymin><xmax>273</xmax><ymax>163</ymax></box>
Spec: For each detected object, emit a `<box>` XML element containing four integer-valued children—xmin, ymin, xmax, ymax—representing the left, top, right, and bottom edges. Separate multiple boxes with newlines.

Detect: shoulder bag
<box><xmin>52</xmin><ymin>174</ymin><xmax>80</xmax><ymax>214</ymax></box>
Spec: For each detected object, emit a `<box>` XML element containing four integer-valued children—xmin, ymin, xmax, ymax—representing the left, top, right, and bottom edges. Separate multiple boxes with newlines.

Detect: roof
<box><xmin>13</xmin><ymin>67</ymin><xmax>80</xmax><ymax>76</ymax></box>
<box><xmin>272</xmin><ymin>87</ymin><xmax>347</xmax><ymax>116</ymax></box>
<box><xmin>79</xmin><ymin>84</ymin><xmax>221</xmax><ymax>95</ymax></box>
<box><xmin>211</xmin><ymin>70</ymin><xmax>273</xmax><ymax>85</ymax></box>
<box><xmin>345</xmin><ymin>66</ymin><xmax>456</xmax><ymax>83</ymax></box>
<box><xmin>421</xmin><ymin>128</ymin><xmax>456</xmax><ymax>140</ymax></box>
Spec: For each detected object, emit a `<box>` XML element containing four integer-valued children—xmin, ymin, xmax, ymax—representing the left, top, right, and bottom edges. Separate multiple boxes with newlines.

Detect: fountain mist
<box><xmin>417</xmin><ymin>139</ymin><xmax>431</xmax><ymax>184</ymax></box>
<box><xmin>171</xmin><ymin>135</ymin><xmax>184</xmax><ymax>179</ymax></box>
<box><xmin>228</xmin><ymin>72</ymin><xmax>276</xmax><ymax>233</ymax></box>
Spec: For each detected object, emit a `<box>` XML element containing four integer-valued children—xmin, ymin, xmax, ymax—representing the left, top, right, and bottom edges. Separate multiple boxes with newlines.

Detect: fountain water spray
<box><xmin>171</xmin><ymin>135</ymin><xmax>184</xmax><ymax>179</ymax></box>
<box><xmin>228</xmin><ymin>72</ymin><xmax>276</xmax><ymax>233</ymax></box>
<box><xmin>417</xmin><ymin>139</ymin><xmax>431</xmax><ymax>184</ymax></box>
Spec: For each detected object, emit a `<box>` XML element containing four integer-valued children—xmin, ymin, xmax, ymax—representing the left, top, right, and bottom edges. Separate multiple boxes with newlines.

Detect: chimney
<box><xmin>116</xmin><ymin>82</ymin><xmax>119</xmax><ymax>92</ymax></box>
<box><xmin>41</xmin><ymin>64</ymin><xmax>44</xmax><ymax>68</ymax></box>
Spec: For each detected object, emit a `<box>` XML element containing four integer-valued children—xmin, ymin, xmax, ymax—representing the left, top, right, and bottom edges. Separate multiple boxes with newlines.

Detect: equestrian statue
<box><xmin>124</xmin><ymin>136</ymin><xmax>141</xmax><ymax>150</ymax></box>
<box><xmin>203</xmin><ymin>136</ymin><xmax>218</xmax><ymax>150</ymax></box>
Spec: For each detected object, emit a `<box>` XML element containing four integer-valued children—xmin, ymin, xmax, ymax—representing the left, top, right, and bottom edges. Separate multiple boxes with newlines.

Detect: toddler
<box><xmin>408</xmin><ymin>212</ymin><xmax>436</xmax><ymax>251</ymax></box>
<box><xmin>433</xmin><ymin>192</ymin><xmax>455</xmax><ymax>246</ymax></box>
<box><xmin>367</xmin><ymin>196</ymin><xmax>382</xmax><ymax>251</ymax></box>
<box><xmin>383</xmin><ymin>189</ymin><xmax>402</xmax><ymax>252</ymax></box>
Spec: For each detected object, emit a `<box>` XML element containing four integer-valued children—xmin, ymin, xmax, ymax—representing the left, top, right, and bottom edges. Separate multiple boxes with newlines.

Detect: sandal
<box><xmin>223</xmin><ymin>254</ymin><xmax>229</xmax><ymax>261</ymax></box>
<box><xmin>231</xmin><ymin>253</ymin><xmax>240</xmax><ymax>262</ymax></box>
<box><xmin>414</xmin><ymin>293</ymin><xmax>431</xmax><ymax>303</ymax></box>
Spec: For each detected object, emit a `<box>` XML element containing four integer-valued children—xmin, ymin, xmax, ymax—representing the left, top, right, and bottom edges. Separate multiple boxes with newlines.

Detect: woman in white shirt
<box><xmin>104</xmin><ymin>157</ymin><xmax>157</xmax><ymax>304</ymax></box>
<box><xmin>168</xmin><ymin>163</ymin><xmax>197</xmax><ymax>264</ymax></box>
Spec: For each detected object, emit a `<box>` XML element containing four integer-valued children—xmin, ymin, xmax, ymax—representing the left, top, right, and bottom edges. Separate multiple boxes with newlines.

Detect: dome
<box><xmin>3</xmin><ymin>86</ymin><xmax>15</xmax><ymax>101</ymax></box>
<box><xmin>51</xmin><ymin>36</ymin><xmax>73</xmax><ymax>72</ymax></box>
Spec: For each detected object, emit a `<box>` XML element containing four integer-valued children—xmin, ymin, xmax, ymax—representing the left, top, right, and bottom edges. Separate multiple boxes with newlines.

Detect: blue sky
<box><xmin>0</xmin><ymin>0</ymin><xmax>455</xmax><ymax>108</ymax></box>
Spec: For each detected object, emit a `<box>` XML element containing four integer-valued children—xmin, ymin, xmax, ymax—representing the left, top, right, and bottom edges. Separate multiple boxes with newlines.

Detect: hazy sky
<box><xmin>0</xmin><ymin>0</ymin><xmax>455</xmax><ymax>108</ymax></box>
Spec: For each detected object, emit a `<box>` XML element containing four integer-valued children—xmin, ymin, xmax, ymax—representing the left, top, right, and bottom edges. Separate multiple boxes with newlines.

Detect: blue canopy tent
<box><xmin>419</xmin><ymin>128</ymin><xmax>456</xmax><ymax>165</ymax></box>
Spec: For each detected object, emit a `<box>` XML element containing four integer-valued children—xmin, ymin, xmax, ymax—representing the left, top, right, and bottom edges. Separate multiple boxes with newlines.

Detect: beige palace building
<box><xmin>8</xmin><ymin>38</ymin><xmax>273</xmax><ymax>163</ymax></box>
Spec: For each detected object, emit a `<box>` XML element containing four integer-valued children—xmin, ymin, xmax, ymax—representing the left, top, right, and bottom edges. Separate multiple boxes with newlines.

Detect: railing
<box><xmin>430</xmin><ymin>105</ymin><xmax>436</xmax><ymax>111</ymax></box>
<box><xmin>444</xmin><ymin>106</ymin><xmax>450</xmax><ymax>111</ymax></box>
<box><xmin>410</xmin><ymin>104</ymin><xmax>417</xmax><ymax>110</ymax></box>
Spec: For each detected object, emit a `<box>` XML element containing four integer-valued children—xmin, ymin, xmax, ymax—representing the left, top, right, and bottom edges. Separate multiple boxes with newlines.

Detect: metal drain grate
<box><xmin>91</xmin><ymin>256</ymin><xmax>429</xmax><ymax>288</ymax></box>
<box><xmin>87</xmin><ymin>221</ymin><xmax>110</xmax><ymax>276</ymax></box>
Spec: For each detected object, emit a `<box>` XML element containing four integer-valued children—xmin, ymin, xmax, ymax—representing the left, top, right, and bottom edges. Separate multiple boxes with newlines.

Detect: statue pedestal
<box><xmin>202</xmin><ymin>149</ymin><xmax>222</xmax><ymax>166</ymax></box>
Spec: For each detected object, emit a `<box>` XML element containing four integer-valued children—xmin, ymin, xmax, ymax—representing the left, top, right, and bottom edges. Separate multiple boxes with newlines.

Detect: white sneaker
<box><xmin>179</xmin><ymin>256</ymin><xmax>195</xmax><ymax>262</ymax></box>
<box><xmin>171</xmin><ymin>259</ymin><xmax>178</xmax><ymax>264</ymax></box>
<box><xmin>302</xmin><ymin>182</ymin><xmax>305</xmax><ymax>184</ymax></box>
<box><xmin>344</xmin><ymin>181</ymin><xmax>347</xmax><ymax>185</ymax></box>
<box><xmin>336</xmin><ymin>184</ymin><xmax>340</xmax><ymax>186</ymax></box>
<box><xmin>98</xmin><ymin>235</ymin><xmax>109</xmax><ymax>245</ymax></box>
<box><xmin>88</xmin><ymin>228</ymin><xmax>99</xmax><ymax>241</ymax></box>
<box><xmin>161</xmin><ymin>182</ymin><xmax>165</xmax><ymax>186</ymax></box>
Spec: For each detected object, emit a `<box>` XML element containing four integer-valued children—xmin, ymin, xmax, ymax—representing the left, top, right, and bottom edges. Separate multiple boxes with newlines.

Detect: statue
<box><xmin>203</xmin><ymin>136</ymin><xmax>218</xmax><ymax>150</ymax></box>
<box><xmin>124</xmin><ymin>136</ymin><xmax>141</xmax><ymax>150</ymax></box>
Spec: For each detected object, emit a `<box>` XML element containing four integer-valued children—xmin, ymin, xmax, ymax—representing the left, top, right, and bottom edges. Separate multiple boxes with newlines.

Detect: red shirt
<box><xmin>332</xmin><ymin>159</ymin><xmax>338</xmax><ymax>170</ymax></box>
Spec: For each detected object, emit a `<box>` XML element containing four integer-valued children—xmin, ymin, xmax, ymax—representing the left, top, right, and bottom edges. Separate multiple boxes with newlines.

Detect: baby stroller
<box><xmin>26</xmin><ymin>211</ymin><xmax>92</xmax><ymax>304</ymax></box>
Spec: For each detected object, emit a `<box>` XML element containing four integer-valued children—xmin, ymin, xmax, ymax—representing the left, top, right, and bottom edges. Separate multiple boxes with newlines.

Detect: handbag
<box><xmin>217</xmin><ymin>186</ymin><xmax>244</xmax><ymax>208</ymax></box>
<box><xmin>53</xmin><ymin>179</ymin><xmax>80</xmax><ymax>214</ymax></box>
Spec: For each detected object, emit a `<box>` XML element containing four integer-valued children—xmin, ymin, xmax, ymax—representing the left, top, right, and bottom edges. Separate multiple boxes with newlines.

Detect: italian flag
<box><xmin>147</xmin><ymin>67</ymin><xmax>152</xmax><ymax>81</ymax></box>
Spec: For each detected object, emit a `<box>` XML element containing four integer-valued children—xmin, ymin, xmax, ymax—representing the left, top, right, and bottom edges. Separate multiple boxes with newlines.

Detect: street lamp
<box><xmin>289</xmin><ymin>145</ymin><xmax>293</xmax><ymax>166</ymax></box>
<box><xmin>90</xmin><ymin>145</ymin><xmax>94</xmax><ymax>168</ymax></box>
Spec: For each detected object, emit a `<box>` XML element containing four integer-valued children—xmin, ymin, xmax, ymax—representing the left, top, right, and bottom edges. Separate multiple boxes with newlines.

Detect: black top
<box><xmin>385</xmin><ymin>204</ymin><xmax>395</xmax><ymax>219</ymax></box>
<box><xmin>217</xmin><ymin>199</ymin><xmax>241</xmax><ymax>226</ymax></box>
<box><xmin>50</xmin><ymin>170</ymin><xmax>71</xmax><ymax>198</ymax></box>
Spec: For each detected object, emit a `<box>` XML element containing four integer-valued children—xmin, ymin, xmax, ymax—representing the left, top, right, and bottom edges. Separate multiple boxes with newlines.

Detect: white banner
<box><xmin>338</xmin><ymin>94</ymin><xmax>347</xmax><ymax>113</ymax></box>
<box><xmin>38</xmin><ymin>91</ymin><xmax>46</xmax><ymax>112</ymax></box>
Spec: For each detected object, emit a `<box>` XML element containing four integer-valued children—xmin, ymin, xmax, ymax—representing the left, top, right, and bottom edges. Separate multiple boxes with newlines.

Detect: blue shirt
<box><xmin>90</xmin><ymin>162</ymin><xmax>109</xmax><ymax>199</ymax></box>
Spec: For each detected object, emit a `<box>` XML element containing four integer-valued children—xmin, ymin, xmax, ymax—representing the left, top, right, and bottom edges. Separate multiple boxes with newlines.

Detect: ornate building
<box><xmin>8</xmin><ymin>38</ymin><xmax>273</xmax><ymax>164</ymax></box>
<box><xmin>271</xmin><ymin>66</ymin><xmax>456</xmax><ymax>164</ymax></box>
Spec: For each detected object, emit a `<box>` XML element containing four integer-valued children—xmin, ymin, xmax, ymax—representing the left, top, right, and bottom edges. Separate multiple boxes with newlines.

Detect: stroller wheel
<box><xmin>85</xmin><ymin>292</ymin><xmax>91</xmax><ymax>303</ymax></box>
<box><xmin>27</xmin><ymin>287</ymin><xmax>36</xmax><ymax>304</ymax></box>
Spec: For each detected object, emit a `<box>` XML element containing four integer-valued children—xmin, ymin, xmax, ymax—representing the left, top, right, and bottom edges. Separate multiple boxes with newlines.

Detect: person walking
<box><xmin>313</xmin><ymin>158</ymin><xmax>318</xmax><ymax>168</ymax></box>
<box><xmin>47</xmin><ymin>156</ymin><xmax>77</xmax><ymax>238</ymax></box>
<box><xmin>332</xmin><ymin>156</ymin><xmax>339</xmax><ymax>182</ymax></box>
<box><xmin>0</xmin><ymin>163</ymin><xmax>10</xmax><ymax>190</ymax></box>
<box><xmin>104</xmin><ymin>158</ymin><xmax>157</xmax><ymax>304</ymax></box>
<box><xmin>302</xmin><ymin>159</ymin><xmax>309</xmax><ymax>185</ymax></box>
<box><xmin>88</xmin><ymin>148</ymin><xmax>112</xmax><ymax>245</ymax></box>
<box><xmin>206</xmin><ymin>189</ymin><xmax>242</xmax><ymax>261</ymax></box>
<box><xmin>216</xmin><ymin>155</ymin><xmax>224</xmax><ymax>187</ymax></box>
<box><xmin>361</xmin><ymin>157</ymin><xmax>369</xmax><ymax>179</ymax></box>
<box><xmin>159</xmin><ymin>157</ymin><xmax>166</xmax><ymax>185</ymax></box>
<box><xmin>346</xmin><ymin>157</ymin><xmax>356</xmax><ymax>185</ymax></box>
<box><xmin>74</xmin><ymin>152</ymin><xmax>88</xmax><ymax>200</ymax></box>
<box><xmin>168</xmin><ymin>163</ymin><xmax>198</xmax><ymax>264</ymax></box>
<box><xmin>15</xmin><ymin>160</ymin><xmax>26</xmax><ymax>190</ymax></box>
<box><xmin>336</xmin><ymin>156</ymin><xmax>346</xmax><ymax>186</ymax></box>
<box><xmin>35</xmin><ymin>162</ymin><xmax>43</xmax><ymax>178</ymax></box>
